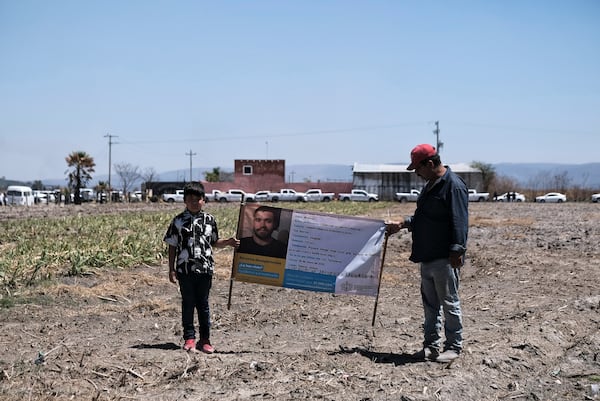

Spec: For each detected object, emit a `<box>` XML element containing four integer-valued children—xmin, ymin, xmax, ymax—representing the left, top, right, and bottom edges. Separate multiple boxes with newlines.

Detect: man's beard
<box><xmin>254</xmin><ymin>228</ymin><xmax>272</xmax><ymax>241</ymax></box>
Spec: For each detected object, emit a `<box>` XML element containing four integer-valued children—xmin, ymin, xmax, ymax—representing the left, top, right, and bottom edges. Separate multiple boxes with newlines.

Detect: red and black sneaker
<box><xmin>183</xmin><ymin>339</ymin><xmax>196</xmax><ymax>352</ymax></box>
<box><xmin>199</xmin><ymin>339</ymin><xmax>214</xmax><ymax>354</ymax></box>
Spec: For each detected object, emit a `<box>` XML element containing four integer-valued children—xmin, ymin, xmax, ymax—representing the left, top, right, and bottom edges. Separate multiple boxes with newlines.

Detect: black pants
<box><xmin>178</xmin><ymin>273</ymin><xmax>212</xmax><ymax>340</ymax></box>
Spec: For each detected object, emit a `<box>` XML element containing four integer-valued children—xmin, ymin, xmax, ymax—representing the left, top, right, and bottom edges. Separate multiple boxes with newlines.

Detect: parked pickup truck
<box><xmin>162</xmin><ymin>190</ymin><xmax>185</xmax><ymax>203</ymax></box>
<box><xmin>269</xmin><ymin>189</ymin><xmax>307</xmax><ymax>202</ymax></box>
<box><xmin>215</xmin><ymin>189</ymin><xmax>255</xmax><ymax>203</ymax></box>
<box><xmin>338</xmin><ymin>189</ymin><xmax>379</xmax><ymax>202</ymax></box>
<box><xmin>204</xmin><ymin>190</ymin><xmax>223</xmax><ymax>202</ymax></box>
<box><xmin>253</xmin><ymin>190</ymin><xmax>272</xmax><ymax>202</ymax></box>
<box><xmin>305</xmin><ymin>189</ymin><xmax>335</xmax><ymax>202</ymax></box>
<box><xmin>468</xmin><ymin>189</ymin><xmax>489</xmax><ymax>202</ymax></box>
<box><xmin>394</xmin><ymin>189</ymin><xmax>421</xmax><ymax>202</ymax></box>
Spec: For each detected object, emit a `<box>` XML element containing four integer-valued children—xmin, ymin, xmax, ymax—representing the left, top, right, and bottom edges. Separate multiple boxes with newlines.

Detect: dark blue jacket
<box><xmin>406</xmin><ymin>167</ymin><xmax>469</xmax><ymax>263</ymax></box>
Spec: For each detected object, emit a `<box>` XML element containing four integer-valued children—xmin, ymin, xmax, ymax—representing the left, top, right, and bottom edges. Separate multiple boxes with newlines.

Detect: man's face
<box><xmin>414</xmin><ymin>160</ymin><xmax>433</xmax><ymax>181</ymax></box>
<box><xmin>253</xmin><ymin>210</ymin><xmax>275</xmax><ymax>240</ymax></box>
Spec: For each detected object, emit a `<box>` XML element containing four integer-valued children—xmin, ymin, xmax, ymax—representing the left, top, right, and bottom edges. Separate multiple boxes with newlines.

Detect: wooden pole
<box><xmin>371</xmin><ymin>232</ymin><xmax>390</xmax><ymax>327</ymax></box>
<box><xmin>227</xmin><ymin>196</ymin><xmax>246</xmax><ymax>310</ymax></box>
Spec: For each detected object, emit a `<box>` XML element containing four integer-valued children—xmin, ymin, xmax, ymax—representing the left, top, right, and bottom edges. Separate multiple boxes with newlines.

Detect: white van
<box><xmin>6</xmin><ymin>185</ymin><xmax>35</xmax><ymax>206</ymax></box>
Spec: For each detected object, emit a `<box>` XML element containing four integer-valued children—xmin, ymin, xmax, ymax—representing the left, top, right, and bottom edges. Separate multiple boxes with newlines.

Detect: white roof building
<box><xmin>351</xmin><ymin>162</ymin><xmax>484</xmax><ymax>201</ymax></box>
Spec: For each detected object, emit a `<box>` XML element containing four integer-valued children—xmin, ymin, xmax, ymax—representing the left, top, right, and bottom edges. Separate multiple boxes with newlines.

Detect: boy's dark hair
<box><xmin>254</xmin><ymin>205</ymin><xmax>281</xmax><ymax>230</ymax></box>
<box><xmin>183</xmin><ymin>182</ymin><xmax>205</xmax><ymax>200</ymax></box>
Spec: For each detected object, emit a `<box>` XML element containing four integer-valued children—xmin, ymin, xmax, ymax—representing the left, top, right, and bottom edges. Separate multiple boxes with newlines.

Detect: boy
<box><xmin>163</xmin><ymin>183</ymin><xmax>239</xmax><ymax>353</ymax></box>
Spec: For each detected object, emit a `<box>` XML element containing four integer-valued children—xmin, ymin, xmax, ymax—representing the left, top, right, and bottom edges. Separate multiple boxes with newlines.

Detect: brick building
<box><xmin>144</xmin><ymin>160</ymin><xmax>352</xmax><ymax>200</ymax></box>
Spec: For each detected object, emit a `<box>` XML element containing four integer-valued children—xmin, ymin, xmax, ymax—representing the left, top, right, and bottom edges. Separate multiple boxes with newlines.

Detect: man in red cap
<box><xmin>388</xmin><ymin>144</ymin><xmax>469</xmax><ymax>363</ymax></box>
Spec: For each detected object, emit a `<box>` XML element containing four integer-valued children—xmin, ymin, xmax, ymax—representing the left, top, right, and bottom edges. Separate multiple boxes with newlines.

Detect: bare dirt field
<box><xmin>1</xmin><ymin>202</ymin><xmax>599</xmax><ymax>401</ymax></box>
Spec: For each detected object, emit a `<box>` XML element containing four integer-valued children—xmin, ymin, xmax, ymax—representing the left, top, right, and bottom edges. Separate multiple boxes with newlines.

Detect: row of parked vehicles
<box><xmin>1</xmin><ymin>186</ymin><xmax>139</xmax><ymax>206</ymax></box>
<box><xmin>161</xmin><ymin>187</ymin><xmax>599</xmax><ymax>204</ymax></box>
<box><xmin>162</xmin><ymin>188</ymin><xmax>380</xmax><ymax>203</ymax></box>
<box><xmin>394</xmin><ymin>189</ymin><xmax>493</xmax><ymax>202</ymax></box>
<box><xmin>393</xmin><ymin>189</ymin><xmax>597</xmax><ymax>203</ymax></box>
<box><xmin>5</xmin><ymin>185</ymin><xmax>598</xmax><ymax>206</ymax></box>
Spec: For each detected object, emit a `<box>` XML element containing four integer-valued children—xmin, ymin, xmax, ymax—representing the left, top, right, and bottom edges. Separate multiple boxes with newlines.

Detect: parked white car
<box><xmin>592</xmin><ymin>193</ymin><xmax>600</xmax><ymax>203</ymax></box>
<box><xmin>215</xmin><ymin>189</ymin><xmax>255</xmax><ymax>202</ymax></box>
<box><xmin>495</xmin><ymin>192</ymin><xmax>526</xmax><ymax>202</ymax></box>
<box><xmin>468</xmin><ymin>189</ymin><xmax>490</xmax><ymax>202</ymax></box>
<box><xmin>253</xmin><ymin>190</ymin><xmax>271</xmax><ymax>202</ymax></box>
<box><xmin>535</xmin><ymin>192</ymin><xmax>567</xmax><ymax>203</ymax></box>
<box><xmin>33</xmin><ymin>190</ymin><xmax>56</xmax><ymax>204</ymax></box>
<box><xmin>394</xmin><ymin>189</ymin><xmax>420</xmax><ymax>202</ymax></box>
<box><xmin>338</xmin><ymin>189</ymin><xmax>379</xmax><ymax>202</ymax></box>
<box><xmin>130</xmin><ymin>191</ymin><xmax>143</xmax><ymax>202</ymax></box>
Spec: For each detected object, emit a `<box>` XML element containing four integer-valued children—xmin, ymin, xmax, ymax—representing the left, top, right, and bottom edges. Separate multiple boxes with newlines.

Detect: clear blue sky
<box><xmin>1</xmin><ymin>0</ymin><xmax>599</xmax><ymax>182</ymax></box>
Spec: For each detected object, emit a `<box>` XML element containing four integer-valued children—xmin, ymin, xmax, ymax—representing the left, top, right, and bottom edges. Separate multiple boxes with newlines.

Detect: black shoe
<box><xmin>411</xmin><ymin>347</ymin><xmax>439</xmax><ymax>361</ymax></box>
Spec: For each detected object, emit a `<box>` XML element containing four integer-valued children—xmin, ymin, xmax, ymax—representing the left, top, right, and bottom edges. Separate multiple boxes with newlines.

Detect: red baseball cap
<box><xmin>407</xmin><ymin>144</ymin><xmax>436</xmax><ymax>170</ymax></box>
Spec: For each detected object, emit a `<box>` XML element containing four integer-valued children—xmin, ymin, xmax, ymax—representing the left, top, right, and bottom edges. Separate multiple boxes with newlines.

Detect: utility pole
<box><xmin>185</xmin><ymin>149</ymin><xmax>196</xmax><ymax>182</ymax></box>
<box><xmin>104</xmin><ymin>133</ymin><xmax>118</xmax><ymax>197</ymax></box>
<box><xmin>433</xmin><ymin>121</ymin><xmax>443</xmax><ymax>153</ymax></box>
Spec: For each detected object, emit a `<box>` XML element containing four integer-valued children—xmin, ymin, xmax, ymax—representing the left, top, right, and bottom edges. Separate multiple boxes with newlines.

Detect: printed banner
<box><xmin>232</xmin><ymin>204</ymin><xmax>386</xmax><ymax>297</ymax></box>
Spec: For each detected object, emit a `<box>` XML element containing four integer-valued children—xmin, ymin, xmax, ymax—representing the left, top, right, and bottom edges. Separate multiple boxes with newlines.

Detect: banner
<box><xmin>232</xmin><ymin>204</ymin><xmax>386</xmax><ymax>297</ymax></box>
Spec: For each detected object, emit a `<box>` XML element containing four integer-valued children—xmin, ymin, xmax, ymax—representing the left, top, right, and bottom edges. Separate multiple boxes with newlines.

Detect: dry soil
<box><xmin>0</xmin><ymin>202</ymin><xmax>599</xmax><ymax>401</ymax></box>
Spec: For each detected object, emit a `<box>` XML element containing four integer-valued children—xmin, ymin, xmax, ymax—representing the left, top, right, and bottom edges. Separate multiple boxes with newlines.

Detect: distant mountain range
<box><xmin>3</xmin><ymin>163</ymin><xmax>600</xmax><ymax>189</ymax></box>
<box><xmin>492</xmin><ymin>163</ymin><xmax>600</xmax><ymax>188</ymax></box>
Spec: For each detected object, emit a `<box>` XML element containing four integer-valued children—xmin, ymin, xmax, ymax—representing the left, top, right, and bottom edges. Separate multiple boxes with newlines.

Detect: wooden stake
<box><xmin>371</xmin><ymin>232</ymin><xmax>390</xmax><ymax>327</ymax></box>
<box><xmin>227</xmin><ymin>199</ymin><xmax>246</xmax><ymax>310</ymax></box>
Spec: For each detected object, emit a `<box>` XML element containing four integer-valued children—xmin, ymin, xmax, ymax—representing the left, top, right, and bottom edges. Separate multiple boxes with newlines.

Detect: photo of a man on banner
<box><xmin>238</xmin><ymin>205</ymin><xmax>291</xmax><ymax>259</ymax></box>
<box><xmin>232</xmin><ymin>204</ymin><xmax>291</xmax><ymax>288</ymax></box>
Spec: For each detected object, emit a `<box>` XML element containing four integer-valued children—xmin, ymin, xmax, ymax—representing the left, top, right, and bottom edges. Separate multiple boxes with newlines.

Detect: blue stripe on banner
<box><xmin>237</xmin><ymin>264</ymin><xmax>280</xmax><ymax>279</ymax></box>
<box><xmin>283</xmin><ymin>269</ymin><xmax>336</xmax><ymax>293</ymax></box>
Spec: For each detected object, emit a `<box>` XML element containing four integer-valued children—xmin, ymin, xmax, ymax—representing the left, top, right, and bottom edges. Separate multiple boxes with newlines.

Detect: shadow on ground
<box><xmin>333</xmin><ymin>346</ymin><xmax>423</xmax><ymax>366</ymax></box>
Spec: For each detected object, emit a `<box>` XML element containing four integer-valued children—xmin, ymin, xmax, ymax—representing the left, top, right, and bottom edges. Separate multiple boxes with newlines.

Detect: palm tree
<box><xmin>65</xmin><ymin>151</ymin><xmax>96</xmax><ymax>205</ymax></box>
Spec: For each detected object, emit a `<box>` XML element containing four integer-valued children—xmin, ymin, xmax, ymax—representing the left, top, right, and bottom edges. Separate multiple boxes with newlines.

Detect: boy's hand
<box><xmin>224</xmin><ymin>237</ymin><xmax>240</xmax><ymax>248</ymax></box>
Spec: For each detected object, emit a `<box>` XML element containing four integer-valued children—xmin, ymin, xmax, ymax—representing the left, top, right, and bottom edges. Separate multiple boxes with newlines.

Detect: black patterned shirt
<box><xmin>163</xmin><ymin>209</ymin><xmax>219</xmax><ymax>275</ymax></box>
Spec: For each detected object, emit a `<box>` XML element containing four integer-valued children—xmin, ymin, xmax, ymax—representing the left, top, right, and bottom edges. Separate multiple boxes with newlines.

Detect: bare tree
<box><xmin>489</xmin><ymin>175</ymin><xmax>520</xmax><ymax>198</ymax></box>
<box><xmin>470</xmin><ymin>161</ymin><xmax>496</xmax><ymax>192</ymax></box>
<box><xmin>528</xmin><ymin>171</ymin><xmax>550</xmax><ymax>194</ymax></box>
<box><xmin>114</xmin><ymin>163</ymin><xmax>141</xmax><ymax>200</ymax></box>
<box><xmin>551</xmin><ymin>171</ymin><xmax>571</xmax><ymax>192</ymax></box>
<box><xmin>141</xmin><ymin>167</ymin><xmax>158</xmax><ymax>183</ymax></box>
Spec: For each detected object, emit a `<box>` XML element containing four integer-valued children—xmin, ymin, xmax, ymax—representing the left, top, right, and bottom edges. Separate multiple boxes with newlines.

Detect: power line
<box><xmin>116</xmin><ymin>122</ymin><xmax>428</xmax><ymax>146</ymax></box>
<box><xmin>445</xmin><ymin>121</ymin><xmax>597</xmax><ymax>135</ymax></box>
<box><xmin>110</xmin><ymin>120</ymin><xmax>596</xmax><ymax>148</ymax></box>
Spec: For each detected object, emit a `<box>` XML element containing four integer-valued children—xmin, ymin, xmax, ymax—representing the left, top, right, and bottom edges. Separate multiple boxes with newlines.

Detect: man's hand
<box><xmin>386</xmin><ymin>221</ymin><xmax>407</xmax><ymax>235</ymax></box>
<box><xmin>169</xmin><ymin>269</ymin><xmax>177</xmax><ymax>284</ymax></box>
<box><xmin>449</xmin><ymin>252</ymin><xmax>464</xmax><ymax>269</ymax></box>
<box><xmin>386</xmin><ymin>223</ymin><xmax>401</xmax><ymax>235</ymax></box>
